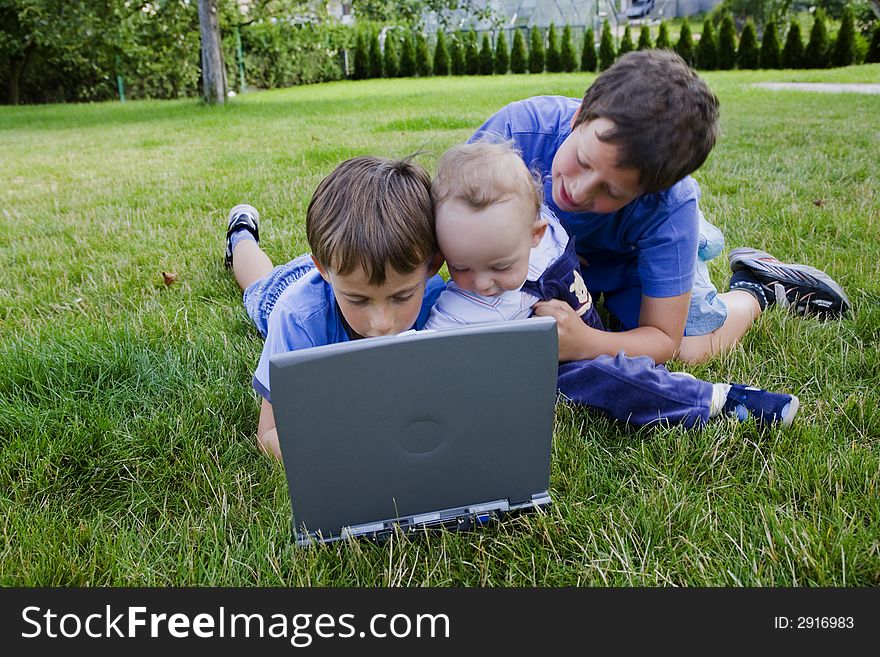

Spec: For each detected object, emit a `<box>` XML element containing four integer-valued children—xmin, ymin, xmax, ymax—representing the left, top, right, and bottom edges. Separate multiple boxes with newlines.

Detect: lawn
<box><xmin>1</xmin><ymin>66</ymin><xmax>878</xmax><ymax>586</ymax></box>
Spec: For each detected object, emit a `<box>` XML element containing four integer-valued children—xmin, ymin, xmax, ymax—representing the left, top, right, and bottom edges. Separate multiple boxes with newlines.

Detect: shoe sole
<box><xmin>780</xmin><ymin>394</ymin><xmax>799</xmax><ymax>429</ymax></box>
<box><xmin>729</xmin><ymin>247</ymin><xmax>851</xmax><ymax>317</ymax></box>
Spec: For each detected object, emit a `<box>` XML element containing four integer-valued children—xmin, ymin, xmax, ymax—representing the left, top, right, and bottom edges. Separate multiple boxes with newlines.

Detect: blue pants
<box><xmin>557</xmin><ymin>353</ymin><xmax>713</xmax><ymax>429</ymax></box>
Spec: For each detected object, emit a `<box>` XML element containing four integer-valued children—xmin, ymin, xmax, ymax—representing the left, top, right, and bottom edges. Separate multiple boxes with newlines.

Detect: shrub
<box><xmin>529</xmin><ymin>27</ymin><xmax>545</xmax><ymax>73</ymax></box>
<box><xmin>581</xmin><ymin>27</ymin><xmax>597</xmax><ymax>72</ymax></box>
<box><xmin>399</xmin><ymin>34</ymin><xmax>416</xmax><ymax>77</ymax></box>
<box><xmin>655</xmin><ymin>21</ymin><xmax>672</xmax><ymax>50</ymax></box>
<box><xmin>599</xmin><ymin>20</ymin><xmax>616</xmax><ymax>70</ymax></box>
<box><xmin>433</xmin><ymin>32</ymin><xmax>450</xmax><ymax>75</ymax></box>
<box><xmin>675</xmin><ymin>18</ymin><xmax>695</xmax><ymax>66</ymax></box>
<box><xmin>415</xmin><ymin>34</ymin><xmax>432</xmax><ymax>76</ymax></box>
<box><xmin>465</xmin><ymin>30</ymin><xmax>480</xmax><ymax>75</ymax></box>
<box><xmin>637</xmin><ymin>25</ymin><xmax>653</xmax><ymax>50</ymax></box>
<box><xmin>511</xmin><ymin>28</ymin><xmax>528</xmax><ymax>73</ymax></box>
<box><xmin>368</xmin><ymin>31</ymin><xmax>383</xmax><ymax>78</ymax></box>
<box><xmin>479</xmin><ymin>33</ymin><xmax>494</xmax><ymax>74</ymax></box>
<box><xmin>383</xmin><ymin>33</ymin><xmax>399</xmax><ymax>77</ymax></box>
<box><xmin>560</xmin><ymin>25</ymin><xmax>577</xmax><ymax>71</ymax></box>
<box><xmin>867</xmin><ymin>23</ymin><xmax>880</xmax><ymax>64</ymax></box>
<box><xmin>495</xmin><ymin>31</ymin><xmax>510</xmax><ymax>74</ymax></box>
<box><xmin>760</xmin><ymin>20</ymin><xmax>782</xmax><ymax>68</ymax></box>
<box><xmin>805</xmin><ymin>8</ymin><xmax>830</xmax><ymax>68</ymax></box>
<box><xmin>546</xmin><ymin>24</ymin><xmax>562</xmax><ymax>72</ymax></box>
<box><xmin>738</xmin><ymin>19</ymin><xmax>759</xmax><ymax>69</ymax></box>
<box><xmin>832</xmin><ymin>5</ymin><xmax>857</xmax><ymax>67</ymax></box>
<box><xmin>450</xmin><ymin>35</ymin><xmax>465</xmax><ymax>74</ymax></box>
<box><xmin>619</xmin><ymin>26</ymin><xmax>635</xmax><ymax>57</ymax></box>
<box><xmin>781</xmin><ymin>21</ymin><xmax>804</xmax><ymax>69</ymax></box>
<box><xmin>717</xmin><ymin>13</ymin><xmax>738</xmax><ymax>69</ymax></box>
<box><xmin>697</xmin><ymin>18</ymin><xmax>717</xmax><ymax>70</ymax></box>
<box><xmin>352</xmin><ymin>31</ymin><xmax>368</xmax><ymax>80</ymax></box>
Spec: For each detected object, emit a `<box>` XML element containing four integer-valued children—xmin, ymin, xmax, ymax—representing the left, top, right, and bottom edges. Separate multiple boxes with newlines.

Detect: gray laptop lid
<box><xmin>269</xmin><ymin>317</ymin><xmax>558</xmax><ymax>544</ymax></box>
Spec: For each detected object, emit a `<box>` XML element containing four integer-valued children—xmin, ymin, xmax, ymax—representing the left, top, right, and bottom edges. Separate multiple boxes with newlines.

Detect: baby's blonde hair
<box><xmin>432</xmin><ymin>140</ymin><xmax>542</xmax><ymax>224</ymax></box>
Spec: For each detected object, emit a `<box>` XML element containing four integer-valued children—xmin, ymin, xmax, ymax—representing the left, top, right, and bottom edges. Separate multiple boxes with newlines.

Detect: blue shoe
<box><xmin>729</xmin><ymin>247</ymin><xmax>850</xmax><ymax>318</ymax></box>
<box><xmin>723</xmin><ymin>384</ymin><xmax>800</xmax><ymax>428</ymax></box>
<box><xmin>225</xmin><ymin>203</ymin><xmax>260</xmax><ymax>269</ymax></box>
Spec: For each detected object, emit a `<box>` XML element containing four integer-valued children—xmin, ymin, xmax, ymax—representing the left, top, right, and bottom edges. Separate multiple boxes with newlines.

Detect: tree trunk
<box><xmin>197</xmin><ymin>0</ymin><xmax>226</xmax><ymax>104</ymax></box>
<box><xmin>6</xmin><ymin>43</ymin><xmax>35</xmax><ymax>106</ymax></box>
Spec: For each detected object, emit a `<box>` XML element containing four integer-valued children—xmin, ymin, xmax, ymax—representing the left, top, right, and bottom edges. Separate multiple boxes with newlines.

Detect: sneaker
<box><xmin>729</xmin><ymin>247</ymin><xmax>850</xmax><ymax>318</ymax></box>
<box><xmin>723</xmin><ymin>384</ymin><xmax>800</xmax><ymax>428</ymax></box>
<box><xmin>224</xmin><ymin>204</ymin><xmax>260</xmax><ymax>269</ymax></box>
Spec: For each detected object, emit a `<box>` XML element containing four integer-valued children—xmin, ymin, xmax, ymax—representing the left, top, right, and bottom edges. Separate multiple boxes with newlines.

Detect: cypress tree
<box><xmin>465</xmin><ymin>30</ymin><xmax>480</xmax><ymax>75</ymax></box>
<box><xmin>738</xmin><ymin>19</ymin><xmax>759</xmax><ymax>69</ymax></box>
<box><xmin>450</xmin><ymin>35</ymin><xmax>465</xmax><ymax>75</ymax></box>
<box><xmin>717</xmin><ymin>13</ymin><xmax>737</xmax><ymax>70</ymax></box>
<box><xmin>415</xmin><ymin>33</ymin><xmax>432</xmax><ymax>76</ymax></box>
<box><xmin>867</xmin><ymin>22</ymin><xmax>880</xmax><ymax>64</ymax></box>
<box><xmin>399</xmin><ymin>34</ymin><xmax>416</xmax><ymax>77</ymax></box>
<box><xmin>433</xmin><ymin>32</ymin><xmax>450</xmax><ymax>75</ymax></box>
<box><xmin>637</xmin><ymin>24</ymin><xmax>653</xmax><ymax>50</ymax></box>
<box><xmin>599</xmin><ymin>20</ymin><xmax>616</xmax><ymax>70</ymax></box>
<box><xmin>619</xmin><ymin>26</ymin><xmax>635</xmax><ymax>57</ymax></box>
<box><xmin>655</xmin><ymin>21</ymin><xmax>672</xmax><ymax>50</ymax></box>
<box><xmin>529</xmin><ymin>27</ymin><xmax>545</xmax><ymax>73</ymax></box>
<box><xmin>383</xmin><ymin>33</ymin><xmax>399</xmax><ymax>77</ymax></box>
<box><xmin>675</xmin><ymin>18</ymin><xmax>695</xmax><ymax>66</ymax></box>
<box><xmin>511</xmin><ymin>28</ymin><xmax>528</xmax><ymax>73</ymax></box>
<box><xmin>546</xmin><ymin>23</ymin><xmax>562</xmax><ymax>72</ymax></box>
<box><xmin>561</xmin><ymin>25</ymin><xmax>577</xmax><ymax>71</ymax></box>
<box><xmin>805</xmin><ymin>8</ymin><xmax>830</xmax><ymax>69</ymax></box>
<box><xmin>353</xmin><ymin>31</ymin><xmax>368</xmax><ymax>80</ymax></box>
<box><xmin>781</xmin><ymin>20</ymin><xmax>804</xmax><ymax>69</ymax></box>
<box><xmin>760</xmin><ymin>20</ymin><xmax>781</xmax><ymax>68</ymax></box>
<box><xmin>697</xmin><ymin>18</ymin><xmax>717</xmax><ymax>70</ymax></box>
<box><xmin>479</xmin><ymin>33</ymin><xmax>494</xmax><ymax>74</ymax></box>
<box><xmin>831</xmin><ymin>4</ymin><xmax>856</xmax><ymax>67</ymax></box>
<box><xmin>495</xmin><ymin>31</ymin><xmax>510</xmax><ymax>74</ymax></box>
<box><xmin>368</xmin><ymin>31</ymin><xmax>383</xmax><ymax>79</ymax></box>
<box><xmin>581</xmin><ymin>27</ymin><xmax>597</xmax><ymax>72</ymax></box>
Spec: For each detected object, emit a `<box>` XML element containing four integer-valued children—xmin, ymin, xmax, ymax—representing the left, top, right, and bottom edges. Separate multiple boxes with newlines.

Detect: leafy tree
<box><xmin>697</xmin><ymin>18</ymin><xmax>717</xmax><ymax>70</ymax></box>
<box><xmin>867</xmin><ymin>22</ymin><xmax>880</xmax><ymax>64</ymax></box>
<box><xmin>675</xmin><ymin>18</ymin><xmax>695</xmax><ymax>66</ymax></box>
<box><xmin>738</xmin><ymin>19</ymin><xmax>759</xmax><ymax>69</ymax></box>
<box><xmin>529</xmin><ymin>26</ymin><xmax>545</xmax><ymax>73</ymax></box>
<box><xmin>433</xmin><ymin>31</ymin><xmax>450</xmax><ymax>75</ymax></box>
<box><xmin>511</xmin><ymin>28</ymin><xmax>528</xmax><ymax>73</ymax></box>
<box><xmin>479</xmin><ymin>33</ymin><xmax>494</xmax><ymax>74</ymax></box>
<box><xmin>368</xmin><ymin>30</ymin><xmax>383</xmax><ymax>78</ymax></box>
<box><xmin>831</xmin><ymin>4</ymin><xmax>857</xmax><ymax>67</ymax></box>
<box><xmin>805</xmin><ymin>8</ymin><xmax>830</xmax><ymax>68</ymax></box>
<box><xmin>546</xmin><ymin>23</ymin><xmax>562</xmax><ymax>72</ymax></box>
<box><xmin>717</xmin><ymin>13</ymin><xmax>738</xmax><ymax>70</ymax></box>
<box><xmin>494</xmin><ymin>30</ymin><xmax>510</xmax><ymax>74</ymax></box>
<box><xmin>655</xmin><ymin>21</ymin><xmax>672</xmax><ymax>50</ymax></box>
<box><xmin>619</xmin><ymin>26</ymin><xmax>635</xmax><ymax>57</ymax></box>
<box><xmin>415</xmin><ymin>33</ymin><xmax>431</xmax><ymax>76</ymax></box>
<box><xmin>760</xmin><ymin>19</ymin><xmax>781</xmax><ymax>68</ymax></box>
<box><xmin>637</xmin><ymin>25</ymin><xmax>653</xmax><ymax>50</ymax></box>
<box><xmin>581</xmin><ymin>27</ymin><xmax>597</xmax><ymax>72</ymax></box>
<box><xmin>599</xmin><ymin>20</ymin><xmax>616</xmax><ymax>70</ymax></box>
<box><xmin>383</xmin><ymin>32</ymin><xmax>399</xmax><ymax>77</ymax></box>
<box><xmin>464</xmin><ymin>29</ymin><xmax>479</xmax><ymax>75</ymax></box>
<box><xmin>449</xmin><ymin>34</ymin><xmax>465</xmax><ymax>74</ymax></box>
<box><xmin>352</xmin><ymin>30</ymin><xmax>369</xmax><ymax>79</ymax></box>
<box><xmin>560</xmin><ymin>24</ymin><xmax>577</xmax><ymax>71</ymax></box>
<box><xmin>399</xmin><ymin>33</ymin><xmax>416</xmax><ymax>77</ymax></box>
<box><xmin>781</xmin><ymin>20</ymin><xmax>804</xmax><ymax>68</ymax></box>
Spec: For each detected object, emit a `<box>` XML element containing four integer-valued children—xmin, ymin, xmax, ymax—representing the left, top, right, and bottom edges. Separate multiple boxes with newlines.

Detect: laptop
<box><xmin>269</xmin><ymin>317</ymin><xmax>558</xmax><ymax>547</ymax></box>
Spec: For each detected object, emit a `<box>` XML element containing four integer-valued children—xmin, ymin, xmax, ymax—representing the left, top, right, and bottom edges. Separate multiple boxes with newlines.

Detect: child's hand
<box><xmin>533</xmin><ymin>299</ymin><xmax>591</xmax><ymax>362</ymax></box>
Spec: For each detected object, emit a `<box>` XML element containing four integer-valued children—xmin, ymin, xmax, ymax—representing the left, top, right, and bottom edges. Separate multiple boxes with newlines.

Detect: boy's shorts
<box><xmin>243</xmin><ymin>253</ymin><xmax>316</xmax><ymax>338</ymax></box>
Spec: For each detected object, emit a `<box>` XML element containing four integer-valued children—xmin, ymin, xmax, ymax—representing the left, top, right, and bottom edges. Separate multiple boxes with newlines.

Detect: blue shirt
<box><xmin>253</xmin><ymin>269</ymin><xmax>446</xmax><ymax>402</ymax></box>
<box><xmin>471</xmin><ymin>95</ymin><xmax>702</xmax><ymax>299</ymax></box>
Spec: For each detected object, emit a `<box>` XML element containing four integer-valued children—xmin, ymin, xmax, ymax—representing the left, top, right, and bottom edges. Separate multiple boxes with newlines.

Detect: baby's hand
<box><xmin>532</xmin><ymin>299</ymin><xmax>589</xmax><ymax>362</ymax></box>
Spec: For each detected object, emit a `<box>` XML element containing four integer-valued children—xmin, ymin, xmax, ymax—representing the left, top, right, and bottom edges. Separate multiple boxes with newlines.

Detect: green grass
<box><xmin>1</xmin><ymin>67</ymin><xmax>879</xmax><ymax>586</ymax></box>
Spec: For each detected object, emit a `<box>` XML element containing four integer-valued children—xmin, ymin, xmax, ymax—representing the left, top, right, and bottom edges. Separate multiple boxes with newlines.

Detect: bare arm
<box><xmin>533</xmin><ymin>292</ymin><xmax>690</xmax><ymax>364</ymax></box>
<box><xmin>257</xmin><ymin>398</ymin><xmax>282</xmax><ymax>459</ymax></box>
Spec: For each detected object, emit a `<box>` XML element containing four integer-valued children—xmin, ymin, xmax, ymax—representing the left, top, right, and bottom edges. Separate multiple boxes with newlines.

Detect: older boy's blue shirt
<box><xmin>252</xmin><ymin>269</ymin><xmax>445</xmax><ymax>402</ymax></box>
<box><xmin>471</xmin><ymin>95</ymin><xmax>701</xmax><ymax>299</ymax></box>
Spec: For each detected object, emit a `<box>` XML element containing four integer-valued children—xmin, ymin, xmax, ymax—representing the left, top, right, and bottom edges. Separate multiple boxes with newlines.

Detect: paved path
<box><xmin>753</xmin><ymin>82</ymin><xmax>880</xmax><ymax>94</ymax></box>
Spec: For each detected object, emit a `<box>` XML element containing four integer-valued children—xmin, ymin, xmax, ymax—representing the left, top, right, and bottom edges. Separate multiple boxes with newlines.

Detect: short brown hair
<box><xmin>306</xmin><ymin>156</ymin><xmax>436</xmax><ymax>285</ymax></box>
<box><xmin>432</xmin><ymin>140</ymin><xmax>541</xmax><ymax>222</ymax></box>
<box><xmin>574</xmin><ymin>50</ymin><xmax>719</xmax><ymax>193</ymax></box>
